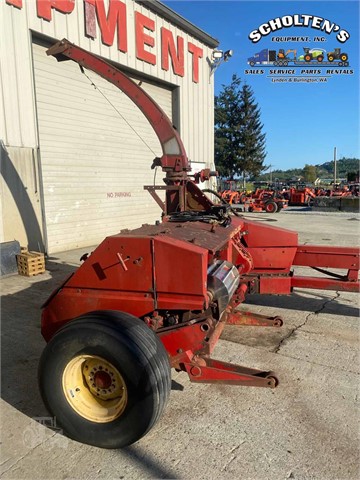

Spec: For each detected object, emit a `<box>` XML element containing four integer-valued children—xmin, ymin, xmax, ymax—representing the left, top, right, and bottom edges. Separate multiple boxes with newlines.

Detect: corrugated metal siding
<box><xmin>1</xmin><ymin>0</ymin><xmax>216</xmax><ymax>251</ymax></box>
<box><xmin>33</xmin><ymin>43</ymin><xmax>172</xmax><ymax>253</ymax></box>
<box><xmin>1</xmin><ymin>0</ymin><xmax>214</xmax><ymax>163</ymax></box>
<box><xmin>0</xmin><ymin>2</ymin><xmax>38</xmax><ymax>147</ymax></box>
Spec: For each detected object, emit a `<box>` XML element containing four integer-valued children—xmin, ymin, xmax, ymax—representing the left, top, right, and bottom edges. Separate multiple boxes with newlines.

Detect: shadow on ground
<box><xmin>1</xmin><ymin>260</ymin><xmax>76</xmax><ymax>419</ymax></box>
<box><xmin>1</xmin><ymin>259</ymin><xmax>181</xmax><ymax>478</ymax></box>
<box><xmin>246</xmin><ymin>290</ymin><xmax>359</xmax><ymax>317</ymax></box>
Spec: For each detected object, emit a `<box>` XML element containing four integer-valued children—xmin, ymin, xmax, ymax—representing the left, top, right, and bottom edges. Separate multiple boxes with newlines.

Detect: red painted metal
<box><xmin>182</xmin><ymin>355</ymin><xmax>277</xmax><ymax>388</ymax></box>
<box><xmin>291</xmin><ymin>276</ymin><xmax>359</xmax><ymax>292</ymax></box>
<box><xmin>293</xmin><ymin>245</ymin><xmax>359</xmax><ymax>270</ymax></box>
<box><xmin>225</xmin><ymin>308</ymin><xmax>283</xmax><ymax>327</ymax></box>
<box><xmin>135</xmin><ymin>11</ymin><xmax>156</xmax><ymax>65</ymax></box>
<box><xmin>42</xmin><ymin>40</ymin><xmax>359</xmax><ymax>396</ymax></box>
<box><xmin>46</xmin><ymin>39</ymin><xmax>189</xmax><ymax>173</ymax></box>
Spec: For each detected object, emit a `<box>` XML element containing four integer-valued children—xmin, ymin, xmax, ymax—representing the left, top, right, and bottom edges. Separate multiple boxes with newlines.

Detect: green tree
<box><xmin>303</xmin><ymin>164</ymin><xmax>317</xmax><ymax>182</ymax></box>
<box><xmin>215</xmin><ymin>75</ymin><xmax>267</xmax><ymax>181</ymax></box>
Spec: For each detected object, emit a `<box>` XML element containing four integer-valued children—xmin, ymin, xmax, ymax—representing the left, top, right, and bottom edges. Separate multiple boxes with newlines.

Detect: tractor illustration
<box><xmin>327</xmin><ymin>48</ymin><xmax>348</xmax><ymax>62</ymax></box>
<box><xmin>298</xmin><ymin>47</ymin><xmax>326</xmax><ymax>62</ymax></box>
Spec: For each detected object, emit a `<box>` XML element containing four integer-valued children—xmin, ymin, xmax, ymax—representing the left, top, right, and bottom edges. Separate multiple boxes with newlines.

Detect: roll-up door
<box><xmin>32</xmin><ymin>42</ymin><xmax>173</xmax><ymax>253</ymax></box>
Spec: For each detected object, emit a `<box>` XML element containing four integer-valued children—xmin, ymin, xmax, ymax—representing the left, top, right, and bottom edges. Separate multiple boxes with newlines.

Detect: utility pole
<box><xmin>333</xmin><ymin>147</ymin><xmax>337</xmax><ymax>188</ymax></box>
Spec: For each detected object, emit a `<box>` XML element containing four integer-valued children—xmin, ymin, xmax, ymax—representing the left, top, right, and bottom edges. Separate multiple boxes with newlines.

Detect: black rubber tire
<box><xmin>340</xmin><ymin>53</ymin><xmax>348</xmax><ymax>62</ymax></box>
<box><xmin>264</xmin><ymin>201</ymin><xmax>278</xmax><ymax>213</ymax></box>
<box><xmin>275</xmin><ymin>203</ymin><xmax>283</xmax><ymax>213</ymax></box>
<box><xmin>38</xmin><ymin>311</ymin><xmax>171</xmax><ymax>449</ymax></box>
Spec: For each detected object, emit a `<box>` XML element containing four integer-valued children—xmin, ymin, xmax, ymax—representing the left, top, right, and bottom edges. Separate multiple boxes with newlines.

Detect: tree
<box><xmin>215</xmin><ymin>74</ymin><xmax>267</xmax><ymax>181</ymax></box>
<box><xmin>303</xmin><ymin>164</ymin><xmax>317</xmax><ymax>182</ymax></box>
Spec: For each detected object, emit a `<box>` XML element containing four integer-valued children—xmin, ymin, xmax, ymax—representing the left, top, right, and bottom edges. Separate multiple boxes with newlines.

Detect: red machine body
<box><xmin>288</xmin><ymin>187</ymin><xmax>316</xmax><ymax>206</ymax></box>
<box><xmin>246</xmin><ymin>188</ymin><xmax>288</xmax><ymax>213</ymax></box>
<box><xmin>40</xmin><ymin>40</ymin><xmax>359</xmax><ymax>430</ymax></box>
<box><xmin>42</xmin><ymin>40</ymin><xmax>359</xmax><ymax>385</ymax></box>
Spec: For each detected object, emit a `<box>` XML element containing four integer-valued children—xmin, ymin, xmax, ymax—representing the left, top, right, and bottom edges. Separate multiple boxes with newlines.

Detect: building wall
<box><xmin>0</xmin><ymin>0</ymin><xmax>217</xmax><ymax>252</ymax></box>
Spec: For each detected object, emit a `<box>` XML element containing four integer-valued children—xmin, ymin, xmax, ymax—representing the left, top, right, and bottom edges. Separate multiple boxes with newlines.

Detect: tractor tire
<box><xmin>275</xmin><ymin>203</ymin><xmax>283</xmax><ymax>213</ymax></box>
<box><xmin>38</xmin><ymin>311</ymin><xmax>171</xmax><ymax>449</ymax></box>
<box><xmin>317</xmin><ymin>55</ymin><xmax>324</xmax><ymax>62</ymax></box>
<box><xmin>340</xmin><ymin>53</ymin><xmax>348</xmax><ymax>62</ymax></box>
<box><xmin>328</xmin><ymin>55</ymin><xmax>334</xmax><ymax>62</ymax></box>
<box><xmin>264</xmin><ymin>201</ymin><xmax>278</xmax><ymax>213</ymax></box>
<box><xmin>305</xmin><ymin>54</ymin><xmax>312</xmax><ymax>62</ymax></box>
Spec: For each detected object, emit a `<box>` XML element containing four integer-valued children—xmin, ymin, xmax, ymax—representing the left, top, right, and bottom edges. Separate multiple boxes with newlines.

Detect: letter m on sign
<box><xmin>84</xmin><ymin>0</ymin><xmax>127</xmax><ymax>53</ymax></box>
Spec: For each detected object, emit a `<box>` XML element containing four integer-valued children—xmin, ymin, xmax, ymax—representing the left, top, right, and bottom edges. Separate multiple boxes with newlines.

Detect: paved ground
<box><xmin>1</xmin><ymin>209</ymin><xmax>359</xmax><ymax>479</ymax></box>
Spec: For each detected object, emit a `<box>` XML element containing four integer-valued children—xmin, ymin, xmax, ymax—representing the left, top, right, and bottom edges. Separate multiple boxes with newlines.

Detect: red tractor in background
<box><xmin>39</xmin><ymin>40</ymin><xmax>359</xmax><ymax>450</ymax></box>
<box><xmin>287</xmin><ymin>187</ymin><xmax>316</xmax><ymax>206</ymax></box>
<box><xmin>220</xmin><ymin>180</ymin><xmax>242</xmax><ymax>204</ymax></box>
<box><xmin>247</xmin><ymin>188</ymin><xmax>288</xmax><ymax>213</ymax></box>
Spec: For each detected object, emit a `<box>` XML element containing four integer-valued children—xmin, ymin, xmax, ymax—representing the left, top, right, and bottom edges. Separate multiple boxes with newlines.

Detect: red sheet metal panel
<box><xmin>154</xmin><ymin>235</ymin><xmax>208</xmax><ymax>309</ymax></box>
<box><xmin>243</xmin><ymin>220</ymin><xmax>298</xmax><ymax>248</ymax></box>
<box><xmin>293</xmin><ymin>245</ymin><xmax>359</xmax><ymax>269</ymax></box>
<box><xmin>119</xmin><ymin>220</ymin><xmax>243</xmax><ymax>254</ymax></box>
<box><xmin>247</xmin><ymin>247</ymin><xmax>298</xmax><ymax>271</ymax></box>
<box><xmin>41</xmin><ymin>289</ymin><xmax>155</xmax><ymax>341</ymax></box>
<box><xmin>259</xmin><ymin>276</ymin><xmax>292</xmax><ymax>294</ymax></box>
<box><xmin>67</xmin><ymin>236</ymin><xmax>154</xmax><ymax>292</ymax></box>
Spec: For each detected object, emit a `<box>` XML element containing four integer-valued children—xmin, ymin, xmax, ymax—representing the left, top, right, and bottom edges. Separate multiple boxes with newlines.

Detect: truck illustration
<box><xmin>248</xmin><ymin>48</ymin><xmax>349</xmax><ymax>67</ymax></box>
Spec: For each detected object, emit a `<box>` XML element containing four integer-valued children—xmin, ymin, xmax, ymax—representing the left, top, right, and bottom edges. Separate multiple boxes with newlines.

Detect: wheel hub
<box><xmin>94</xmin><ymin>370</ymin><xmax>112</xmax><ymax>389</ymax></box>
<box><xmin>62</xmin><ymin>355</ymin><xmax>127</xmax><ymax>423</ymax></box>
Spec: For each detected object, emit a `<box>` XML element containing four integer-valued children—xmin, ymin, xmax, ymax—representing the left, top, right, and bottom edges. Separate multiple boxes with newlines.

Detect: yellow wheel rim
<box><xmin>62</xmin><ymin>355</ymin><xmax>127</xmax><ymax>423</ymax></box>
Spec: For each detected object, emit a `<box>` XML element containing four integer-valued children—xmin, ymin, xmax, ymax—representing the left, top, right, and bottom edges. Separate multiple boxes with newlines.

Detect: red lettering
<box><xmin>37</xmin><ymin>0</ymin><xmax>75</xmax><ymax>22</ymax></box>
<box><xmin>84</xmin><ymin>0</ymin><xmax>97</xmax><ymax>38</ymax></box>
<box><xmin>94</xmin><ymin>0</ymin><xmax>127</xmax><ymax>52</ymax></box>
<box><xmin>135</xmin><ymin>11</ymin><xmax>156</xmax><ymax>65</ymax></box>
<box><xmin>161</xmin><ymin>27</ymin><xmax>184</xmax><ymax>77</ymax></box>
<box><xmin>6</xmin><ymin>0</ymin><xmax>22</xmax><ymax>8</ymax></box>
<box><xmin>188</xmin><ymin>42</ymin><xmax>203</xmax><ymax>83</ymax></box>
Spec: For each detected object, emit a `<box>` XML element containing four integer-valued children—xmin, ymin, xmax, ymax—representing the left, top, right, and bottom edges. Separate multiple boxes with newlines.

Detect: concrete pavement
<box><xmin>1</xmin><ymin>209</ymin><xmax>359</xmax><ymax>479</ymax></box>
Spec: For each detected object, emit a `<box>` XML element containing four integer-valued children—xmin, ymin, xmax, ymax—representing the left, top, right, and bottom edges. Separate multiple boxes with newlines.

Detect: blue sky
<box><xmin>163</xmin><ymin>0</ymin><xmax>359</xmax><ymax>170</ymax></box>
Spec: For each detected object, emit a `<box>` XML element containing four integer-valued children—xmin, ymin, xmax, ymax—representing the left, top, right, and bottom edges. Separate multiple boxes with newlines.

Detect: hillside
<box><xmin>252</xmin><ymin>157</ymin><xmax>359</xmax><ymax>182</ymax></box>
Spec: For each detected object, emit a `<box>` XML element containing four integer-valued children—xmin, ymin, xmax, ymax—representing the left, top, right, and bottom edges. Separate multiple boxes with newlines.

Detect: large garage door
<box><xmin>33</xmin><ymin>42</ymin><xmax>173</xmax><ymax>253</ymax></box>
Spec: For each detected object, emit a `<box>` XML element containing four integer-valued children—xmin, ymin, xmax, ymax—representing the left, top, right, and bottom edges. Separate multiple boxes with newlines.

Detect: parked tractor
<box><xmin>39</xmin><ymin>40</ymin><xmax>359</xmax><ymax>450</ymax></box>
<box><xmin>287</xmin><ymin>187</ymin><xmax>316</xmax><ymax>206</ymax></box>
<box><xmin>247</xmin><ymin>189</ymin><xmax>287</xmax><ymax>213</ymax></box>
